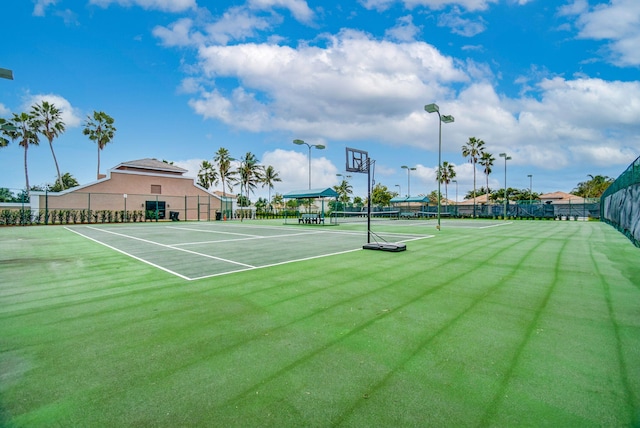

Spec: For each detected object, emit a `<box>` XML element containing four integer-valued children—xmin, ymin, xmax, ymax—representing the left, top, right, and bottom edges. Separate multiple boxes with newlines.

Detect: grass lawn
<box><xmin>1</xmin><ymin>220</ymin><xmax>639</xmax><ymax>427</ymax></box>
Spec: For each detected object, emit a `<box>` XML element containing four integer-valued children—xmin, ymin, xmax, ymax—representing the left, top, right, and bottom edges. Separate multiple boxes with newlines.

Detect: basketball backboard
<box><xmin>345</xmin><ymin>147</ymin><xmax>369</xmax><ymax>173</ymax></box>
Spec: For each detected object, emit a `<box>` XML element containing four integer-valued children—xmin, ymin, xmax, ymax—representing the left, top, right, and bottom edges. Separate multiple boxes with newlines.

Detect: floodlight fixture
<box><xmin>293</xmin><ymin>139</ymin><xmax>325</xmax><ymax>189</ymax></box>
<box><xmin>0</xmin><ymin>68</ymin><xmax>13</xmax><ymax>80</ymax></box>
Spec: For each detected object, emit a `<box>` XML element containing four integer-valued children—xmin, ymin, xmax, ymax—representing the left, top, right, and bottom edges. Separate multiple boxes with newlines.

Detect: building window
<box><xmin>151</xmin><ymin>185</ymin><xmax>161</xmax><ymax>194</ymax></box>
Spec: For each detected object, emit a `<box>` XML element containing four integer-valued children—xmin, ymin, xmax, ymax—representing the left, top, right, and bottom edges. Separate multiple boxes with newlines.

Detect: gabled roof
<box><xmin>115</xmin><ymin>158</ymin><xmax>187</xmax><ymax>175</ymax></box>
<box><xmin>539</xmin><ymin>191</ymin><xmax>585</xmax><ymax>202</ymax></box>
<box><xmin>283</xmin><ymin>188</ymin><xmax>339</xmax><ymax>199</ymax></box>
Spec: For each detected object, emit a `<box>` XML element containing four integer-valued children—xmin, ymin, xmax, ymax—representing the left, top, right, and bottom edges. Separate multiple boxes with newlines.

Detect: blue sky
<box><xmin>1</xmin><ymin>0</ymin><xmax>639</xmax><ymax>201</ymax></box>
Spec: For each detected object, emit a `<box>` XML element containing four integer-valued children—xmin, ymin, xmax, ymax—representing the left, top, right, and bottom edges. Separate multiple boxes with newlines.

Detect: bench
<box><xmin>298</xmin><ymin>213</ymin><xmax>324</xmax><ymax>224</ymax></box>
<box><xmin>399</xmin><ymin>211</ymin><xmax>415</xmax><ymax>219</ymax></box>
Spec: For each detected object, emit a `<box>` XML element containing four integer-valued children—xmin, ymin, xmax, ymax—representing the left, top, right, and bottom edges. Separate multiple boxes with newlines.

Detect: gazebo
<box><xmin>283</xmin><ymin>188</ymin><xmax>339</xmax><ymax>224</ymax></box>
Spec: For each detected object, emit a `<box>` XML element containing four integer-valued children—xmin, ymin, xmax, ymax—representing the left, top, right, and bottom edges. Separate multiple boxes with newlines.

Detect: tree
<box><xmin>48</xmin><ymin>172</ymin><xmax>79</xmax><ymax>192</ymax></box>
<box><xmin>214</xmin><ymin>147</ymin><xmax>236</xmax><ymax>216</ymax></box>
<box><xmin>461</xmin><ymin>137</ymin><xmax>486</xmax><ymax>216</ymax></box>
<box><xmin>333</xmin><ymin>179</ymin><xmax>353</xmax><ymax>209</ymax></box>
<box><xmin>0</xmin><ymin>118</ymin><xmax>12</xmax><ymax>148</ymax></box>
<box><xmin>237</xmin><ymin>152</ymin><xmax>264</xmax><ymax>219</ymax></box>
<box><xmin>32</xmin><ymin>101</ymin><xmax>65</xmax><ymax>189</ymax></box>
<box><xmin>83</xmin><ymin>111</ymin><xmax>116</xmax><ymax>179</ymax></box>
<box><xmin>479</xmin><ymin>151</ymin><xmax>495</xmax><ymax>206</ymax></box>
<box><xmin>428</xmin><ymin>190</ymin><xmax>443</xmax><ymax>204</ymax></box>
<box><xmin>0</xmin><ymin>187</ymin><xmax>15</xmax><ymax>202</ymax></box>
<box><xmin>262</xmin><ymin>165</ymin><xmax>281</xmax><ymax>205</ymax></box>
<box><xmin>371</xmin><ymin>183</ymin><xmax>393</xmax><ymax>207</ymax></box>
<box><xmin>197</xmin><ymin>160</ymin><xmax>218</xmax><ymax>190</ymax></box>
<box><xmin>436</xmin><ymin>161</ymin><xmax>456</xmax><ymax>205</ymax></box>
<box><xmin>272</xmin><ymin>193</ymin><xmax>284</xmax><ymax>210</ymax></box>
<box><xmin>572</xmin><ymin>174</ymin><xmax>613</xmax><ymax>198</ymax></box>
<box><xmin>3</xmin><ymin>112</ymin><xmax>40</xmax><ymax>198</ymax></box>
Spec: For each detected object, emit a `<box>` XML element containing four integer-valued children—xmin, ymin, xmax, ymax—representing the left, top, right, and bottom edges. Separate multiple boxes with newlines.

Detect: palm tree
<box><xmin>32</xmin><ymin>101</ymin><xmax>66</xmax><ymax>189</ymax></box>
<box><xmin>461</xmin><ymin>137</ymin><xmax>486</xmax><ymax>217</ymax></box>
<box><xmin>572</xmin><ymin>174</ymin><xmax>613</xmax><ymax>198</ymax></box>
<box><xmin>333</xmin><ymin>179</ymin><xmax>353</xmax><ymax>209</ymax></box>
<box><xmin>237</xmin><ymin>152</ymin><xmax>264</xmax><ymax>219</ymax></box>
<box><xmin>479</xmin><ymin>151</ymin><xmax>495</xmax><ymax>211</ymax></box>
<box><xmin>83</xmin><ymin>111</ymin><xmax>116</xmax><ymax>179</ymax></box>
<box><xmin>437</xmin><ymin>161</ymin><xmax>456</xmax><ymax>207</ymax></box>
<box><xmin>214</xmin><ymin>147</ymin><xmax>236</xmax><ymax>217</ymax></box>
<box><xmin>0</xmin><ymin>118</ymin><xmax>13</xmax><ymax>148</ymax></box>
<box><xmin>49</xmin><ymin>172</ymin><xmax>79</xmax><ymax>192</ymax></box>
<box><xmin>262</xmin><ymin>165</ymin><xmax>282</xmax><ymax>207</ymax></box>
<box><xmin>197</xmin><ymin>160</ymin><xmax>218</xmax><ymax>190</ymax></box>
<box><xmin>4</xmin><ymin>113</ymin><xmax>40</xmax><ymax>198</ymax></box>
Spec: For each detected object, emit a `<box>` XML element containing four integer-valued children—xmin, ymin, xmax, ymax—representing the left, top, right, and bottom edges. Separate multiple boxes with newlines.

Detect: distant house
<box><xmin>538</xmin><ymin>191</ymin><xmax>586</xmax><ymax>204</ymax></box>
<box><xmin>30</xmin><ymin>158</ymin><xmax>232</xmax><ymax>221</ymax></box>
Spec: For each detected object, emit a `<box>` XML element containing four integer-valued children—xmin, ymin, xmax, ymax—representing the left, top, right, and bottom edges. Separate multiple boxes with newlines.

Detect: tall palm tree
<box><xmin>237</xmin><ymin>152</ymin><xmax>264</xmax><ymax>219</ymax></box>
<box><xmin>4</xmin><ymin>113</ymin><xmax>40</xmax><ymax>198</ymax></box>
<box><xmin>437</xmin><ymin>161</ymin><xmax>456</xmax><ymax>207</ymax></box>
<box><xmin>479</xmin><ymin>151</ymin><xmax>495</xmax><ymax>209</ymax></box>
<box><xmin>197</xmin><ymin>160</ymin><xmax>218</xmax><ymax>190</ymax></box>
<box><xmin>83</xmin><ymin>111</ymin><xmax>116</xmax><ymax>179</ymax></box>
<box><xmin>262</xmin><ymin>165</ymin><xmax>281</xmax><ymax>207</ymax></box>
<box><xmin>214</xmin><ymin>147</ymin><xmax>236</xmax><ymax>216</ymax></box>
<box><xmin>32</xmin><ymin>101</ymin><xmax>66</xmax><ymax>189</ymax></box>
<box><xmin>461</xmin><ymin>137</ymin><xmax>485</xmax><ymax>217</ymax></box>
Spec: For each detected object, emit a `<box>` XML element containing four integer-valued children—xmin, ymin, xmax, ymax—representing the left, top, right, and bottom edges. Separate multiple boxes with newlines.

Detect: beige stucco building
<box><xmin>30</xmin><ymin>158</ymin><xmax>232</xmax><ymax>221</ymax></box>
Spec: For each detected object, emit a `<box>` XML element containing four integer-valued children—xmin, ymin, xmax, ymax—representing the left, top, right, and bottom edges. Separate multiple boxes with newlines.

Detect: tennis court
<box><xmin>2</xmin><ymin>219</ymin><xmax>638</xmax><ymax>427</ymax></box>
<box><xmin>66</xmin><ymin>221</ymin><xmax>435</xmax><ymax>280</ymax></box>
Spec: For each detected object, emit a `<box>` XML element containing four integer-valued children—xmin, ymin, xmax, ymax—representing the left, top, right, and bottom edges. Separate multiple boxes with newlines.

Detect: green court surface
<box><xmin>0</xmin><ymin>219</ymin><xmax>639</xmax><ymax>426</ymax></box>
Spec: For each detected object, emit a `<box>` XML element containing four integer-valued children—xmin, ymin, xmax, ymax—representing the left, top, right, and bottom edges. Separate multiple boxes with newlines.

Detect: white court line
<box><xmin>66</xmin><ymin>224</ymin><xmax>434</xmax><ymax>281</ymax></box>
<box><xmin>171</xmin><ymin>230</ymin><xmax>327</xmax><ymax>247</ymax></box>
<box><xmin>79</xmin><ymin>226</ymin><xmax>255</xmax><ymax>268</ymax></box>
<box><xmin>166</xmin><ymin>226</ymin><xmax>262</xmax><ymax>238</ymax></box>
<box><xmin>65</xmin><ymin>227</ymin><xmax>192</xmax><ymax>280</ymax></box>
<box><xmin>478</xmin><ymin>222</ymin><xmax>513</xmax><ymax>229</ymax></box>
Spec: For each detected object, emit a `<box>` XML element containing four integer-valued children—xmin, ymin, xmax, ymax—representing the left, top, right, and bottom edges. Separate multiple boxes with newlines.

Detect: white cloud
<box><xmin>22</xmin><ymin>94</ymin><xmax>83</xmax><ymax>128</ymax></box>
<box><xmin>560</xmin><ymin>0</ymin><xmax>640</xmax><ymax>66</ymax></box>
<box><xmin>385</xmin><ymin>15</ymin><xmax>421</xmax><ymax>42</ymax></box>
<box><xmin>437</xmin><ymin>7</ymin><xmax>487</xmax><ymax>37</ymax></box>
<box><xmin>0</xmin><ymin>103</ymin><xmax>9</xmax><ymax>116</ymax></box>
<box><xmin>89</xmin><ymin>0</ymin><xmax>196</xmax><ymax>12</ymax></box>
<box><xmin>248</xmin><ymin>0</ymin><xmax>315</xmax><ymax>23</ymax></box>
<box><xmin>33</xmin><ymin>0</ymin><xmax>57</xmax><ymax>17</ymax></box>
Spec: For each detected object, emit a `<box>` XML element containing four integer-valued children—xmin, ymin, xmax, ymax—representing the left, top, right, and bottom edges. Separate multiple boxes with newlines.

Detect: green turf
<box><xmin>1</xmin><ymin>220</ymin><xmax>639</xmax><ymax>426</ymax></box>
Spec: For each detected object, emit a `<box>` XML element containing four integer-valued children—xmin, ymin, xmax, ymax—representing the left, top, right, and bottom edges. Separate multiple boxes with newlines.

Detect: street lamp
<box><xmin>401</xmin><ymin>165</ymin><xmax>416</xmax><ymax>197</ymax></box>
<box><xmin>395</xmin><ymin>184</ymin><xmax>401</xmax><ymax>197</ymax></box>
<box><xmin>452</xmin><ymin>179</ymin><xmax>458</xmax><ymax>216</ymax></box>
<box><xmin>293</xmin><ymin>139</ymin><xmax>325</xmax><ymax>189</ymax></box>
<box><xmin>527</xmin><ymin>174</ymin><xmax>533</xmax><ymax>216</ymax></box>
<box><xmin>425</xmin><ymin>103</ymin><xmax>454</xmax><ymax>230</ymax></box>
<box><xmin>499</xmin><ymin>153</ymin><xmax>512</xmax><ymax>219</ymax></box>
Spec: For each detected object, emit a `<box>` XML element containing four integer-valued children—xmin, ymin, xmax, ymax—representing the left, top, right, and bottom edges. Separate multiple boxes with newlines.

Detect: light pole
<box><xmin>425</xmin><ymin>103</ymin><xmax>454</xmax><ymax>230</ymax></box>
<box><xmin>293</xmin><ymin>139</ymin><xmax>325</xmax><ymax>189</ymax></box>
<box><xmin>499</xmin><ymin>153</ymin><xmax>512</xmax><ymax>219</ymax></box>
<box><xmin>527</xmin><ymin>174</ymin><xmax>533</xmax><ymax>216</ymax></box>
<box><xmin>452</xmin><ymin>179</ymin><xmax>458</xmax><ymax>216</ymax></box>
<box><xmin>401</xmin><ymin>165</ymin><xmax>416</xmax><ymax>197</ymax></box>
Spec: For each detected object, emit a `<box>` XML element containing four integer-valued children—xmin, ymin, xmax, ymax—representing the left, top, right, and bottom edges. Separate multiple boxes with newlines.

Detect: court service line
<box><xmin>65</xmin><ymin>227</ymin><xmax>192</xmax><ymax>281</ymax></box>
<box><xmin>189</xmin><ymin>247</ymin><xmax>365</xmax><ymax>281</ymax></box>
<box><xmin>165</xmin><ymin>226</ymin><xmax>262</xmax><ymax>238</ymax></box>
<box><xmin>81</xmin><ymin>226</ymin><xmax>255</xmax><ymax>269</ymax></box>
<box><xmin>171</xmin><ymin>230</ymin><xmax>327</xmax><ymax>247</ymax></box>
